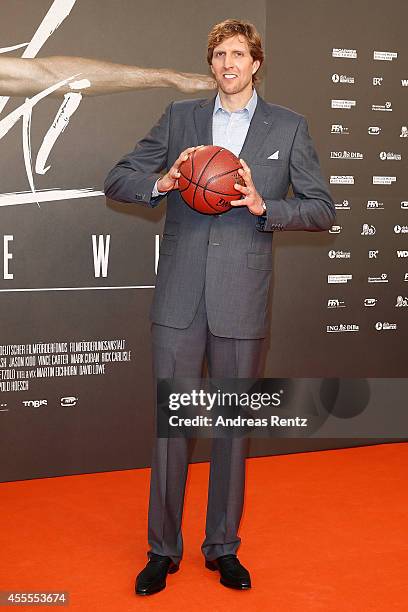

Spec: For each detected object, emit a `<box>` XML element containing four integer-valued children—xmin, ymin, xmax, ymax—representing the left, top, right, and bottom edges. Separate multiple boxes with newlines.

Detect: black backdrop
<box><xmin>0</xmin><ymin>0</ymin><xmax>406</xmax><ymax>482</ymax></box>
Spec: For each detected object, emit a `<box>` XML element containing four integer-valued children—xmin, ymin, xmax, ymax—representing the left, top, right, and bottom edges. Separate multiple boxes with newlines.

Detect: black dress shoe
<box><xmin>135</xmin><ymin>553</ymin><xmax>179</xmax><ymax>596</ymax></box>
<box><xmin>205</xmin><ymin>554</ymin><xmax>251</xmax><ymax>589</ymax></box>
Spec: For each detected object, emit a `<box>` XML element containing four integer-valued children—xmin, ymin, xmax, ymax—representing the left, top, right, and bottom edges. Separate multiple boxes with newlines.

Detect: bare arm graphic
<box><xmin>0</xmin><ymin>56</ymin><xmax>216</xmax><ymax>97</ymax></box>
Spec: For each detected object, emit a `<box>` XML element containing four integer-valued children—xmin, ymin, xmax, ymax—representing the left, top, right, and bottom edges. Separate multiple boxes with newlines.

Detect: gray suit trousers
<box><xmin>147</xmin><ymin>291</ymin><xmax>264</xmax><ymax>564</ymax></box>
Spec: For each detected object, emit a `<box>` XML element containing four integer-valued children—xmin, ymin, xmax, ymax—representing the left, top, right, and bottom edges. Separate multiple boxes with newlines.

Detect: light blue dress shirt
<box><xmin>212</xmin><ymin>87</ymin><xmax>257</xmax><ymax>157</ymax></box>
<box><xmin>152</xmin><ymin>89</ymin><xmax>258</xmax><ymax>197</ymax></box>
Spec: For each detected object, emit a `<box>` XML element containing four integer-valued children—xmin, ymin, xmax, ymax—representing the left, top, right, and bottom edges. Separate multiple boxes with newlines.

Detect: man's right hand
<box><xmin>157</xmin><ymin>146</ymin><xmax>203</xmax><ymax>192</ymax></box>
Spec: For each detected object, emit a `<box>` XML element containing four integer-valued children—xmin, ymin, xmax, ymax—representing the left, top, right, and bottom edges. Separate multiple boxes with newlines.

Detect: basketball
<box><xmin>178</xmin><ymin>145</ymin><xmax>244</xmax><ymax>215</ymax></box>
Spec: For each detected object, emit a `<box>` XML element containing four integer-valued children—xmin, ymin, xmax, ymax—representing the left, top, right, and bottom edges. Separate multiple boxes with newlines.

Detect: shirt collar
<box><xmin>213</xmin><ymin>88</ymin><xmax>258</xmax><ymax>121</ymax></box>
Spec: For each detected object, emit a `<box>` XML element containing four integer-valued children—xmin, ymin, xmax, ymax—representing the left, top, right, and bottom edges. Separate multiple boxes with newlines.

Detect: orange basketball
<box><xmin>178</xmin><ymin>145</ymin><xmax>244</xmax><ymax>215</ymax></box>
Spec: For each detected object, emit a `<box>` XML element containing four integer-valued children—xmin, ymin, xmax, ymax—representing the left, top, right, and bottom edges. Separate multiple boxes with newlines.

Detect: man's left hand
<box><xmin>231</xmin><ymin>158</ymin><xmax>265</xmax><ymax>216</ymax></box>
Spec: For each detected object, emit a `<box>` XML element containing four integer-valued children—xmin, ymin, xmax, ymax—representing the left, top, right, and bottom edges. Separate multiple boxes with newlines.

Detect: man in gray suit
<box><xmin>104</xmin><ymin>19</ymin><xmax>335</xmax><ymax>596</ymax></box>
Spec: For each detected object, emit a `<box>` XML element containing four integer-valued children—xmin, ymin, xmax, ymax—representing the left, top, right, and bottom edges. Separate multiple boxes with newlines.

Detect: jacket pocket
<box><xmin>163</xmin><ymin>220</ymin><xmax>179</xmax><ymax>237</ymax></box>
<box><xmin>159</xmin><ymin>236</ymin><xmax>177</xmax><ymax>255</ymax></box>
<box><xmin>247</xmin><ymin>252</ymin><xmax>273</xmax><ymax>270</ymax></box>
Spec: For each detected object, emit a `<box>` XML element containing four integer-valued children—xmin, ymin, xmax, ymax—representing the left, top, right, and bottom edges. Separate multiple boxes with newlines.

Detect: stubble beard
<box><xmin>217</xmin><ymin>76</ymin><xmax>253</xmax><ymax>97</ymax></box>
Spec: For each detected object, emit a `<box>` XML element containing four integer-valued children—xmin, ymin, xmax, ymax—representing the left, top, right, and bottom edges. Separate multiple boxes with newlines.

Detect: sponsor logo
<box><xmin>331</xmin><ymin>124</ymin><xmax>350</xmax><ymax>135</ymax></box>
<box><xmin>372</xmin><ymin>77</ymin><xmax>383</xmax><ymax>86</ymax></box>
<box><xmin>361</xmin><ymin>224</ymin><xmax>376</xmax><ymax>236</ymax></box>
<box><xmin>326</xmin><ymin>324</ymin><xmax>359</xmax><ymax>333</ymax></box>
<box><xmin>401</xmin><ymin>201</ymin><xmax>408</xmax><ymax>209</ymax></box>
<box><xmin>372</xmin><ymin>176</ymin><xmax>396</xmax><ymax>185</ymax></box>
<box><xmin>368</xmin><ymin>250</ymin><xmax>379</xmax><ymax>259</ymax></box>
<box><xmin>375</xmin><ymin>321</ymin><xmax>397</xmax><ymax>331</ymax></box>
<box><xmin>331</xmin><ymin>99</ymin><xmax>356</xmax><ymax>109</ymax></box>
<box><xmin>335</xmin><ymin>199</ymin><xmax>351</xmax><ymax>210</ymax></box>
<box><xmin>22</xmin><ymin>399</ymin><xmax>48</xmax><ymax>408</ymax></box>
<box><xmin>394</xmin><ymin>225</ymin><xmax>408</xmax><ymax>234</ymax></box>
<box><xmin>329</xmin><ymin>225</ymin><xmax>343</xmax><ymax>234</ymax></box>
<box><xmin>405</xmin><ymin>273</ymin><xmax>408</xmax><ymax>282</ymax></box>
<box><xmin>328</xmin><ymin>250</ymin><xmax>351</xmax><ymax>259</ymax></box>
<box><xmin>330</xmin><ymin>176</ymin><xmax>354</xmax><ymax>184</ymax></box>
<box><xmin>332</xmin><ymin>48</ymin><xmax>357</xmax><ymax>59</ymax></box>
<box><xmin>379</xmin><ymin>151</ymin><xmax>402</xmax><ymax>161</ymax></box>
<box><xmin>396</xmin><ymin>250</ymin><xmax>408</xmax><ymax>258</ymax></box>
<box><xmin>368</xmin><ymin>273</ymin><xmax>388</xmax><ymax>283</ymax></box>
<box><xmin>368</xmin><ymin>126</ymin><xmax>381</xmax><ymax>135</ymax></box>
<box><xmin>327</xmin><ymin>298</ymin><xmax>346</xmax><ymax>309</ymax></box>
<box><xmin>372</xmin><ymin>101</ymin><xmax>392</xmax><ymax>112</ymax></box>
<box><xmin>402</xmin><ymin>79</ymin><xmax>408</xmax><ymax>87</ymax></box>
<box><xmin>395</xmin><ymin>296</ymin><xmax>408</xmax><ymax>307</ymax></box>
<box><xmin>400</xmin><ymin>126</ymin><xmax>408</xmax><ymax>138</ymax></box>
<box><xmin>328</xmin><ymin>274</ymin><xmax>352</xmax><ymax>284</ymax></box>
<box><xmin>364</xmin><ymin>298</ymin><xmax>377</xmax><ymax>307</ymax></box>
<box><xmin>367</xmin><ymin>200</ymin><xmax>384</xmax><ymax>209</ymax></box>
<box><xmin>332</xmin><ymin>73</ymin><xmax>355</xmax><ymax>84</ymax></box>
<box><xmin>60</xmin><ymin>396</ymin><xmax>78</xmax><ymax>407</ymax></box>
<box><xmin>330</xmin><ymin>151</ymin><xmax>363</xmax><ymax>159</ymax></box>
<box><xmin>373</xmin><ymin>51</ymin><xmax>398</xmax><ymax>61</ymax></box>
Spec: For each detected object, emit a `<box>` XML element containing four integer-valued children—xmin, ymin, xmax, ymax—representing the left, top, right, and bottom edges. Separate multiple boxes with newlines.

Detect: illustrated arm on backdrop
<box><xmin>0</xmin><ymin>56</ymin><xmax>216</xmax><ymax>97</ymax></box>
<box><xmin>232</xmin><ymin>116</ymin><xmax>335</xmax><ymax>231</ymax></box>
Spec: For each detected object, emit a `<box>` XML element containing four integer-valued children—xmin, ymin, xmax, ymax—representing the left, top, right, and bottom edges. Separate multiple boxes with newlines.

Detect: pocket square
<box><xmin>268</xmin><ymin>150</ymin><xmax>280</xmax><ymax>160</ymax></box>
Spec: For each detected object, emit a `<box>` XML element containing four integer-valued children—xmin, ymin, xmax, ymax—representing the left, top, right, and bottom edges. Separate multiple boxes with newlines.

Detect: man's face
<box><xmin>210</xmin><ymin>34</ymin><xmax>260</xmax><ymax>96</ymax></box>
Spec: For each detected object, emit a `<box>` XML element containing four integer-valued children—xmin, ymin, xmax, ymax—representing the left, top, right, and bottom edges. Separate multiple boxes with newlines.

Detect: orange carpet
<box><xmin>1</xmin><ymin>443</ymin><xmax>407</xmax><ymax>611</ymax></box>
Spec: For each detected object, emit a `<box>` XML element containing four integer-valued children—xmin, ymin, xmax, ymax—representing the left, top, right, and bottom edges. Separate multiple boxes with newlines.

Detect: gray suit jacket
<box><xmin>104</xmin><ymin>93</ymin><xmax>335</xmax><ymax>339</ymax></box>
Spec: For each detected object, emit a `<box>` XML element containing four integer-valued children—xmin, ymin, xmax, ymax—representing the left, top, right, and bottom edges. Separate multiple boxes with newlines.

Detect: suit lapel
<box><xmin>239</xmin><ymin>94</ymin><xmax>276</xmax><ymax>162</ymax></box>
<box><xmin>193</xmin><ymin>97</ymin><xmax>216</xmax><ymax>146</ymax></box>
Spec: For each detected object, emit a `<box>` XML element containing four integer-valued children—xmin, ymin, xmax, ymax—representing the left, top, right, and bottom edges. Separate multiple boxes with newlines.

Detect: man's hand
<box><xmin>231</xmin><ymin>158</ymin><xmax>265</xmax><ymax>215</ymax></box>
<box><xmin>173</xmin><ymin>72</ymin><xmax>216</xmax><ymax>93</ymax></box>
<box><xmin>157</xmin><ymin>146</ymin><xmax>203</xmax><ymax>192</ymax></box>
